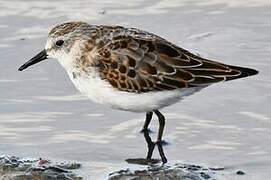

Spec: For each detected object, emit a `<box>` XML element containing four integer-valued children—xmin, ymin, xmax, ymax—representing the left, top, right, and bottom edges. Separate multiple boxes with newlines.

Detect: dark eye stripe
<box><xmin>56</xmin><ymin>40</ymin><xmax>64</xmax><ymax>47</ymax></box>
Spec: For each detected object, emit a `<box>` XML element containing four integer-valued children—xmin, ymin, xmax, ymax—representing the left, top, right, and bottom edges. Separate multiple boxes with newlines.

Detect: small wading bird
<box><xmin>19</xmin><ymin>22</ymin><xmax>258</xmax><ymax>163</ymax></box>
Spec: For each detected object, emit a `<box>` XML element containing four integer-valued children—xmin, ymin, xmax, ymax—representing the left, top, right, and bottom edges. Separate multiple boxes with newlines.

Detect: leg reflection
<box><xmin>142</xmin><ymin>128</ymin><xmax>167</xmax><ymax>164</ymax></box>
<box><xmin>126</xmin><ymin>112</ymin><xmax>168</xmax><ymax>165</ymax></box>
<box><xmin>142</xmin><ymin>128</ymin><xmax>155</xmax><ymax>160</ymax></box>
<box><xmin>156</xmin><ymin>141</ymin><xmax>167</xmax><ymax>163</ymax></box>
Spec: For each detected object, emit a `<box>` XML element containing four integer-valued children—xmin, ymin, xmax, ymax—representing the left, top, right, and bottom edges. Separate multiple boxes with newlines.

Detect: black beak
<box><xmin>18</xmin><ymin>49</ymin><xmax>48</xmax><ymax>71</ymax></box>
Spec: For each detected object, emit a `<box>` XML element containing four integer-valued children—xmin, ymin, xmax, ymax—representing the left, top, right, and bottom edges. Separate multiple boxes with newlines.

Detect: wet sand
<box><xmin>0</xmin><ymin>0</ymin><xmax>270</xmax><ymax>179</ymax></box>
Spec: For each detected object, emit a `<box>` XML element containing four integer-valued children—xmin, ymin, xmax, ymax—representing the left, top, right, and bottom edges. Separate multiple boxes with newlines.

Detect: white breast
<box><xmin>67</xmin><ymin>70</ymin><xmax>202</xmax><ymax>112</ymax></box>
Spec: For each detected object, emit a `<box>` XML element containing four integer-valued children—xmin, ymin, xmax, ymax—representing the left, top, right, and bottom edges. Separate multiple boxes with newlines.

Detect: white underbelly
<box><xmin>69</xmin><ymin>72</ymin><xmax>201</xmax><ymax>112</ymax></box>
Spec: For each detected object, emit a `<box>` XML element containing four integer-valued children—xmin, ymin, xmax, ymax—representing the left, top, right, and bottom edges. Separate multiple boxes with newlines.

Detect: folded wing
<box><xmin>96</xmin><ymin>36</ymin><xmax>258</xmax><ymax>93</ymax></box>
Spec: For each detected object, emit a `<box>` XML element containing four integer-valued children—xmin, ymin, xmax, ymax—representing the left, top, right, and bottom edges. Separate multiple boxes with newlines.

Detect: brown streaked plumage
<box><xmin>93</xmin><ymin>27</ymin><xmax>257</xmax><ymax>93</ymax></box>
<box><xmin>18</xmin><ymin>22</ymin><xmax>258</xmax><ymax>164</ymax></box>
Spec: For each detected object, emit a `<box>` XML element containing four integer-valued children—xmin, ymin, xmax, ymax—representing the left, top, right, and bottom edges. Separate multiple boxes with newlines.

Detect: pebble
<box><xmin>0</xmin><ymin>155</ymin><xmax>82</xmax><ymax>180</ymax></box>
<box><xmin>98</xmin><ymin>10</ymin><xmax>106</xmax><ymax>15</ymax></box>
<box><xmin>109</xmin><ymin>163</ymin><xmax>217</xmax><ymax>180</ymax></box>
<box><xmin>236</xmin><ymin>170</ymin><xmax>245</xmax><ymax>175</ymax></box>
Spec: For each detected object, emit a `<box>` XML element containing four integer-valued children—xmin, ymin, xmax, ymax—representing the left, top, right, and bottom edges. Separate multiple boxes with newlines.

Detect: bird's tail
<box><xmin>226</xmin><ymin>65</ymin><xmax>258</xmax><ymax>81</ymax></box>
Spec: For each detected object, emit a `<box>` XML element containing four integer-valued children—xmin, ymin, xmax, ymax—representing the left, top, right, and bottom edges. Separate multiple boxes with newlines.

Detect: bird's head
<box><xmin>18</xmin><ymin>22</ymin><xmax>94</xmax><ymax>71</ymax></box>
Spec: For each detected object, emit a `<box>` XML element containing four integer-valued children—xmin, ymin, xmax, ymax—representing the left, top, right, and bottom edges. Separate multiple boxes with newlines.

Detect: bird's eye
<box><xmin>55</xmin><ymin>40</ymin><xmax>64</xmax><ymax>47</ymax></box>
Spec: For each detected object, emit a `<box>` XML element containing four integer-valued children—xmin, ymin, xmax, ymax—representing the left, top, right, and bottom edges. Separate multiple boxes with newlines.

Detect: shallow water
<box><xmin>0</xmin><ymin>0</ymin><xmax>270</xmax><ymax>179</ymax></box>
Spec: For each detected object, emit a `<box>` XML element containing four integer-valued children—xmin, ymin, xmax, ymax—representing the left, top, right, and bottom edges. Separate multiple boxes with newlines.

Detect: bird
<box><xmin>18</xmin><ymin>22</ymin><xmax>258</xmax><ymax>163</ymax></box>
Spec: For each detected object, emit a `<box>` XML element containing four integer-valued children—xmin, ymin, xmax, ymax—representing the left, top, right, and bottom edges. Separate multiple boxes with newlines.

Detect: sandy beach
<box><xmin>0</xmin><ymin>0</ymin><xmax>270</xmax><ymax>179</ymax></box>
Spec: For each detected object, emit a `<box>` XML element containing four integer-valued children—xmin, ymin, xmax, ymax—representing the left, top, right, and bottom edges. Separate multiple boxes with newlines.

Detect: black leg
<box><xmin>142</xmin><ymin>128</ymin><xmax>155</xmax><ymax>160</ymax></box>
<box><xmin>141</xmin><ymin>110</ymin><xmax>168</xmax><ymax>164</ymax></box>
<box><xmin>157</xmin><ymin>141</ymin><xmax>167</xmax><ymax>164</ymax></box>
<box><xmin>126</xmin><ymin>110</ymin><xmax>167</xmax><ymax>165</ymax></box>
<box><xmin>141</xmin><ymin>112</ymin><xmax>153</xmax><ymax>132</ymax></box>
<box><xmin>154</xmin><ymin>110</ymin><xmax>165</xmax><ymax>142</ymax></box>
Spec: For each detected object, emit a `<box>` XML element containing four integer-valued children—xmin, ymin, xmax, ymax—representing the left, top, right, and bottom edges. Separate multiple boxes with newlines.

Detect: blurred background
<box><xmin>0</xmin><ymin>0</ymin><xmax>270</xmax><ymax>179</ymax></box>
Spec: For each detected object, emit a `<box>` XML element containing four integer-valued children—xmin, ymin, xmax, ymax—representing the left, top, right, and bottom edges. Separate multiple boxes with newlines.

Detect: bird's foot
<box><xmin>156</xmin><ymin>140</ymin><xmax>168</xmax><ymax>164</ymax></box>
<box><xmin>160</xmin><ymin>156</ymin><xmax>167</xmax><ymax>164</ymax></box>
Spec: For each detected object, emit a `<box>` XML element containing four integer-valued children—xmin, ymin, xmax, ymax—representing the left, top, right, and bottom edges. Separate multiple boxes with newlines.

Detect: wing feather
<box><xmin>96</xmin><ymin>34</ymin><xmax>252</xmax><ymax>93</ymax></box>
